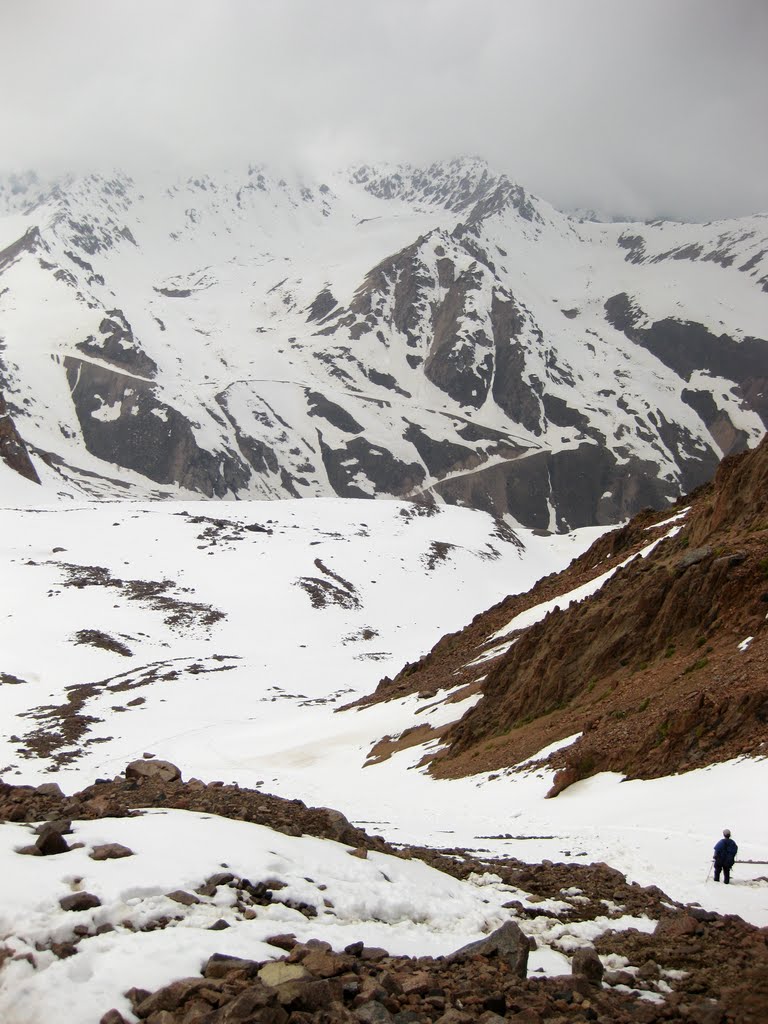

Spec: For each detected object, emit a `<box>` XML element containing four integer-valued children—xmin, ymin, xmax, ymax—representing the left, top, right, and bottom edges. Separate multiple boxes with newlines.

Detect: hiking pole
<box><xmin>705</xmin><ymin>860</ymin><xmax>713</xmax><ymax>883</ymax></box>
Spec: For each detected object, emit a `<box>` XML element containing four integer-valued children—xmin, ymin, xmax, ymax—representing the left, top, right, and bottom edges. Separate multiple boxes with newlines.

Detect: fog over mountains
<box><xmin>1</xmin><ymin>158</ymin><xmax>766</xmax><ymax>528</ymax></box>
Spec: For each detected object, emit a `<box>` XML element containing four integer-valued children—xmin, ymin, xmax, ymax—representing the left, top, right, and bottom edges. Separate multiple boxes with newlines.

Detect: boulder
<box><xmin>125</xmin><ymin>759</ymin><xmax>181</xmax><ymax>783</ymax></box>
<box><xmin>570</xmin><ymin>946</ymin><xmax>604</xmax><ymax>986</ymax></box>
<box><xmin>35</xmin><ymin>782</ymin><xmax>65</xmax><ymax>798</ymax></box>
<box><xmin>450</xmin><ymin>920</ymin><xmax>529</xmax><ymax>978</ymax></box>
<box><xmin>319</xmin><ymin>806</ymin><xmax>355</xmax><ymax>840</ymax></box>
<box><xmin>35</xmin><ymin>826</ymin><xmax>70</xmax><ymax>856</ymax></box>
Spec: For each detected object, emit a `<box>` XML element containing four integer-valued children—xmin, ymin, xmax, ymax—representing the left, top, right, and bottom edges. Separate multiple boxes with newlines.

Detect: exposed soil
<box><xmin>13</xmin><ymin>657</ymin><xmax>239</xmax><ymax>768</ymax></box>
<box><xmin>74</xmin><ymin>629</ymin><xmax>133</xmax><ymax>657</ymax></box>
<box><xmin>58</xmin><ymin>561</ymin><xmax>226</xmax><ymax>630</ymax></box>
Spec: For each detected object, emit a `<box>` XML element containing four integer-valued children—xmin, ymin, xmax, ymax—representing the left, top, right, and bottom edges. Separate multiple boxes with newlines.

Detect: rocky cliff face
<box><xmin>0</xmin><ymin>160</ymin><xmax>765</xmax><ymax>521</ymax></box>
<box><xmin>361</xmin><ymin>436</ymin><xmax>768</xmax><ymax>788</ymax></box>
<box><xmin>0</xmin><ymin>391</ymin><xmax>39</xmax><ymax>485</ymax></box>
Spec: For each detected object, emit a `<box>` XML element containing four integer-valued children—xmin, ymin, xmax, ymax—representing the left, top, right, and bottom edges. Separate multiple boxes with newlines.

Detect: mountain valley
<box><xmin>1</xmin><ymin>159</ymin><xmax>767</xmax><ymax>1024</ymax></box>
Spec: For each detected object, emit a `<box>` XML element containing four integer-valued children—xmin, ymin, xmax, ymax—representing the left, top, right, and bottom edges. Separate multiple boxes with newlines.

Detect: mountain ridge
<box><xmin>0</xmin><ymin>159</ymin><xmax>766</xmax><ymax>527</ymax></box>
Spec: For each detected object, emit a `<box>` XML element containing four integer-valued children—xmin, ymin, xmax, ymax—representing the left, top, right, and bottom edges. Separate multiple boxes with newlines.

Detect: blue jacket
<box><xmin>714</xmin><ymin>837</ymin><xmax>737</xmax><ymax>867</ymax></box>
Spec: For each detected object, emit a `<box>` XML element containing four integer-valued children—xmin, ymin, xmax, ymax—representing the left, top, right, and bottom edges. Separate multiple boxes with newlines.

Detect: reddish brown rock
<box><xmin>126</xmin><ymin>759</ymin><xmax>182</xmax><ymax>784</ymax></box>
<box><xmin>90</xmin><ymin>843</ymin><xmax>134</xmax><ymax>861</ymax></box>
<box><xmin>59</xmin><ymin>891</ymin><xmax>101</xmax><ymax>912</ymax></box>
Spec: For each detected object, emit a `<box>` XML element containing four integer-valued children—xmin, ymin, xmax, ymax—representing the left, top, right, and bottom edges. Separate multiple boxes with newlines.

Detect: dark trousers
<box><xmin>714</xmin><ymin>862</ymin><xmax>731</xmax><ymax>883</ymax></box>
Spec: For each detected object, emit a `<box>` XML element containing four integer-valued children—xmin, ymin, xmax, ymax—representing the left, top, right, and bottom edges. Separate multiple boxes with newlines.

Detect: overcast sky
<box><xmin>1</xmin><ymin>0</ymin><xmax>766</xmax><ymax>220</ymax></box>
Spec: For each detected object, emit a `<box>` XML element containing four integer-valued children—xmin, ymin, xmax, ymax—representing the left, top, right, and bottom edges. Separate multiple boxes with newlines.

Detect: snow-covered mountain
<box><xmin>0</xmin><ymin>159</ymin><xmax>766</xmax><ymax>527</ymax></box>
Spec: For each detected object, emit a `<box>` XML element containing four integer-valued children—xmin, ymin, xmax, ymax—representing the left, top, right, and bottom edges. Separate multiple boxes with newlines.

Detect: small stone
<box><xmin>349</xmin><ymin>847</ymin><xmax>368</xmax><ymax>859</ymax></box>
<box><xmin>355</xmin><ymin>1001</ymin><xmax>395</xmax><ymax>1023</ymax></box>
<box><xmin>450</xmin><ymin>920</ymin><xmax>529</xmax><ymax>978</ymax></box>
<box><xmin>360</xmin><ymin>946</ymin><xmax>388</xmax><ymax>961</ymax></box>
<box><xmin>687</xmin><ymin>907</ymin><xmax>717</xmax><ymax>923</ymax></box>
<box><xmin>99</xmin><ymin>1011</ymin><xmax>129</xmax><ymax>1024</ymax></box>
<box><xmin>165</xmin><ymin>890</ymin><xmax>200</xmax><ymax>906</ymax></box>
<box><xmin>136</xmin><ymin>978</ymin><xmax>211</xmax><ymax>1017</ymax></box>
<box><xmin>637</xmin><ymin>958</ymin><xmax>661</xmax><ymax>980</ymax></box>
<box><xmin>222</xmin><ymin>987</ymin><xmax>277</xmax><ymax>1019</ymax></box>
<box><xmin>603</xmin><ymin>969</ymin><xmax>635</xmax><ymax>987</ymax></box>
<box><xmin>266</xmin><ymin>933</ymin><xmax>298</xmax><ymax>951</ymax></box>
<box><xmin>124</xmin><ymin>987</ymin><xmax>151</xmax><ymax>1011</ymax></box>
<box><xmin>59</xmin><ymin>892</ymin><xmax>101</xmax><ymax>912</ymax></box>
<box><xmin>400</xmin><ymin>972</ymin><xmax>432</xmax><ymax>996</ymax></box>
<box><xmin>51</xmin><ymin>942</ymin><xmax>78</xmax><ymax>959</ymax></box>
<box><xmin>146</xmin><ymin>1012</ymin><xmax>176</xmax><ymax>1024</ymax></box>
<box><xmin>655</xmin><ymin>914</ymin><xmax>699</xmax><ymax>937</ymax></box>
<box><xmin>276</xmin><ymin>977</ymin><xmax>340</xmax><ymax>1011</ymax></box>
<box><xmin>208</xmin><ymin>919</ymin><xmax>230</xmax><ymax>930</ymax></box>
<box><xmin>258</xmin><ymin>961</ymin><xmax>310</xmax><ymax>988</ymax></box>
<box><xmin>301</xmin><ymin>949</ymin><xmax>345</xmax><ymax>977</ymax></box>
<box><xmin>203</xmin><ymin>953</ymin><xmax>260</xmax><ymax>980</ymax></box>
<box><xmin>90</xmin><ymin>843</ymin><xmax>134</xmax><ymax>861</ymax></box>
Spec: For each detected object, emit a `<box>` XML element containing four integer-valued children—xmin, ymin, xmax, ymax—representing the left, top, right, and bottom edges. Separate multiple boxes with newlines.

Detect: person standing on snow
<box><xmin>713</xmin><ymin>828</ymin><xmax>738</xmax><ymax>883</ymax></box>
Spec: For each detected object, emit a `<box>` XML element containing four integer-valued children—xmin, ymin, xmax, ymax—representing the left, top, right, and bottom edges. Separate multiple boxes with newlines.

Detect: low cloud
<box><xmin>1</xmin><ymin>0</ymin><xmax>766</xmax><ymax>220</ymax></box>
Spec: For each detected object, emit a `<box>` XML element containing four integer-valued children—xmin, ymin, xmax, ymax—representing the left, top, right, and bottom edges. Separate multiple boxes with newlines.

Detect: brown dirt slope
<box><xmin>360</xmin><ymin>437</ymin><xmax>768</xmax><ymax>790</ymax></box>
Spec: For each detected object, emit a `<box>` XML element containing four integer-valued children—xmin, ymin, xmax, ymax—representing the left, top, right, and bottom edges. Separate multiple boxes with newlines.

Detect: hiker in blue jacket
<box><xmin>713</xmin><ymin>829</ymin><xmax>738</xmax><ymax>884</ymax></box>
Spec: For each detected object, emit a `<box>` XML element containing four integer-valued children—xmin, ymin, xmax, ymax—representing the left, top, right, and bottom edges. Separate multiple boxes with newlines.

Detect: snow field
<box><xmin>0</xmin><ymin>494</ymin><xmax>766</xmax><ymax>1024</ymax></box>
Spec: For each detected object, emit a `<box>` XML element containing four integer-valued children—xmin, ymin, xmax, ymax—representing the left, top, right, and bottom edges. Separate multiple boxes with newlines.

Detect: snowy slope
<box><xmin>0</xmin><ymin>159</ymin><xmax>765</xmax><ymax>527</ymax></box>
<box><xmin>1</xmin><ymin>495</ymin><xmax>765</xmax><ymax>933</ymax></box>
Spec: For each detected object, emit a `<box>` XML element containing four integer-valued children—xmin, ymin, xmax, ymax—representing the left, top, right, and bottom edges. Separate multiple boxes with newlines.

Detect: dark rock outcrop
<box><xmin>65</xmin><ymin>357</ymin><xmax>251</xmax><ymax>497</ymax></box>
<box><xmin>0</xmin><ymin>391</ymin><xmax>40</xmax><ymax>484</ymax></box>
<box><xmin>77</xmin><ymin>310</ymin><xmax>158</xmax><ymax>378</ymax></box>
